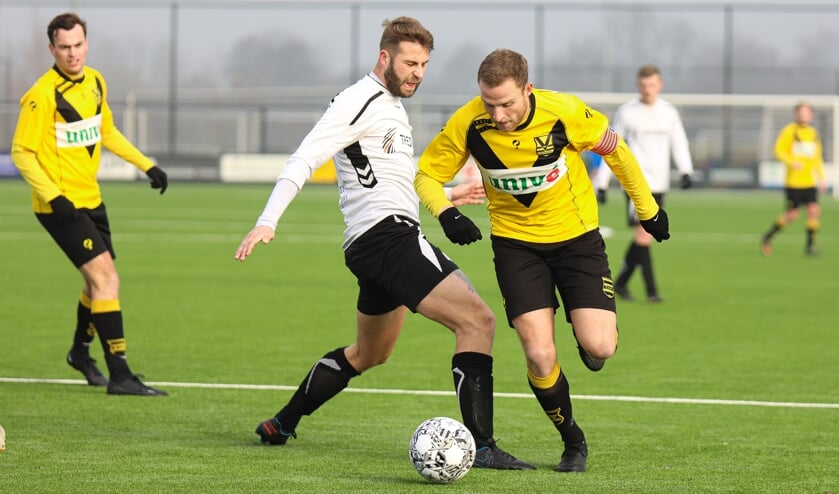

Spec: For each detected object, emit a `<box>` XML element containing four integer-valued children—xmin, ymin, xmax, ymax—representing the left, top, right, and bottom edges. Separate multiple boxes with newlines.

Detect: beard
<box><xmin>384</xmin><ymin>62</ymin><xmax>420</xmax><ymax>98</ymax></box>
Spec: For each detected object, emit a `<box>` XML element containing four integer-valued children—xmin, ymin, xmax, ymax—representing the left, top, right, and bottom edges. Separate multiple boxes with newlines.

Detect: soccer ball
<box><xmin>408</xmin><ymin>416</ymin><xmax>475</xmax><ymax>483</ymax></box>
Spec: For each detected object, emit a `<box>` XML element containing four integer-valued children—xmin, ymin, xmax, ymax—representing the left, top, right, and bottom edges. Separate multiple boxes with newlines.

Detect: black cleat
<box><xmin>66</xmin><ymin>350</ymin><xmax>108</xmax><ymax>386</ymax></box>
<box><xmin>577</xmin><ymin>345</ymin><xmax>605</xmax><ymax>372</ymax></box>
<box><xmin>107</xmin><ymin>375</ymin><xmax>168</xmax><ymax>396</ymax></box>
<box><xmin>255</xmin><ymin>417</ymin><xmax>297</xmax><ymax>445</ymax></box>
<box><xmin>805</xmin><ymin>247</ymin><xmax>820</xmax><ymax>257</ymax></box>
<box><xmin>646</xmin><ymin>295</ymin><xmax>664</xmax><ymax>303</ymax></box>
<box><xmin>473</xmin><ymin>439</ymin><xmax>535</xmax><ymax>470</ymax></box>
<box><xmin>614</xmin><ymin>284</ymin><xmax>634</xmax><ymax>301</ymax></box>
<box><xmin>556</xmin><ymin>441</ymin><xmax>588</xmax><ymax>472</ymax></box>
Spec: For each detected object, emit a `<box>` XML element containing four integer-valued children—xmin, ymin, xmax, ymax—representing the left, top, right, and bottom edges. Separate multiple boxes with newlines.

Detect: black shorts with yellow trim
<box><xmin>491</xmin><ymin>229</ymin><xmax>616</xmax><ymax>327</ymax></box>
<box><xmin>784</xmin><ymin>187</ymin><xmax>817</xmax><ymax>210</ymax></box>
<box><xmin>36</xmin><ymin>203</ymin><xmax>114</xmax><ymax>268</ymax></box>
<box><xmin>344</xmin><ymin>214</ymin><xmax>458</xmax><ymax>316</ymax></box>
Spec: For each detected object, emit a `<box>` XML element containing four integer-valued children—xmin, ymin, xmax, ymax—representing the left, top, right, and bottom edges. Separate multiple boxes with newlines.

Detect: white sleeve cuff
<box><xmin>254</xmin><ymin>178</ymin><xmax>301</xmax><ymax>229</ymax></box>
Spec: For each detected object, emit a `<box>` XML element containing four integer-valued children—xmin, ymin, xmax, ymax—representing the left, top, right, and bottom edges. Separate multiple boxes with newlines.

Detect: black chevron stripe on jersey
<box><xmin>466</xmin><ymin>118</ymin><xmax>570</xmax><ymax>208</ymax></box>
<box><xmin>54</xmin><ymin>68</ymin><xmax>103</xmax><ymax>158</ymax></box>
<box><xmin>344</xmin><ymin>141</ymin><xmax>378</xmax><ymax>188</ymax></box>
<box><xmin>349</xmin><ymin>91</ymin><xmax>384</xmax><ymax>126</ymax></box>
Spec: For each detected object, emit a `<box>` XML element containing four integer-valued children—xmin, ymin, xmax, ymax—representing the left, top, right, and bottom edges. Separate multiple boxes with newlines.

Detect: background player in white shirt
<box><xmin>595</xmin><ymin>65</ymin><xmax>693</xmax><ymax>302</ymax></box>
<box><xmin>234</xmin><ymin>16</ymin><xmax>531</xmax><ymax>470</ymax></box>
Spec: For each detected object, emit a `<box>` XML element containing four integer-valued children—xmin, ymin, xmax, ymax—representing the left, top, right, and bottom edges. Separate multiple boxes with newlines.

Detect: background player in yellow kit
<box><xmin>11</xmin><ymin>12</ymin><xmax>169</xmax><ymax>396</ymax></box>
<box><xmin>761</xmin><ymin>102</ymin><xmax>827</xmax><ymax>256</ymax></box>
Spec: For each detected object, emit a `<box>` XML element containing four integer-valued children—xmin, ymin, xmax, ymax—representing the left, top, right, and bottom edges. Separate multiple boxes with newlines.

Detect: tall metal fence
<box><xmin>2</xmin><ymin>0</ymin><xmax>839</xmax><ymax>186</ymax></box>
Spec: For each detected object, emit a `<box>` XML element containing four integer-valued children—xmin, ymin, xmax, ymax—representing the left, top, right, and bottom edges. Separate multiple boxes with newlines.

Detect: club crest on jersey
<box><xmin>483</xmin><ymin>156</ymin><xmax>568</xmax><ymax>195</ymax></box>
<box><xmin>534</xmin><ymin>134</ymin><xmax>555</xmax><ymax>157</ymax></box>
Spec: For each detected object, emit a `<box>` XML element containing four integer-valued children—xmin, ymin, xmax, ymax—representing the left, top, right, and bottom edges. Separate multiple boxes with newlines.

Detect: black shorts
<box><xmin>626</xmin><ymin>192</ymin><xmax>665</xmax><ymax>227</ymax></box>
<box><xmin>784</xmin><ymin>187</ymin><xmax>817</xmax><ymax>210</ymax></box>
<box><xmin>491</xmin><ymin>229</ymin><xmax>616</xmax><ymax>327</ymax></box>
<box><xmin>36</xmin><ymin>203</ymin><xmax>114</xmax><ymax>268</ymax></box>
<box><xmin>344</xmin><ymin>215</ymin><xmax>459</xmax><ymax>315</ymax></box>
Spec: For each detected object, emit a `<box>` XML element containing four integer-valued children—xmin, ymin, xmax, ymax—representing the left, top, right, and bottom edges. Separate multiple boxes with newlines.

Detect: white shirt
<box><xmin>595</xmin><ymin>97</ymin><xmax>693</xmax><ymax>193</ymax></box>
<box><xmin>255</xmin><ymin>73</ymin><xmax>420</xmax><ymax>250</ymax></box>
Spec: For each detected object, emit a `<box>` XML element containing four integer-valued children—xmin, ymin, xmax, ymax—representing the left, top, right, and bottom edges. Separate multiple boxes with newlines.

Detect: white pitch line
<box><xmin>1</xmin><ymin>377</ymin><xmax>837</xmax><ymax>410</ymax></box>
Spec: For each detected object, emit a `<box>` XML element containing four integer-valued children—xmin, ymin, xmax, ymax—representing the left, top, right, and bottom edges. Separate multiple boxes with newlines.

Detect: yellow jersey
<box><xmin>416</xmin><ymin>88</ymin><xmax>656</xmax><ymax>243</ymax></box>
<box><xmin>774</xmin><ymin>122</ymin><xmax>824</xmax><ymax>189</ymax></box>
<box><xmin>12</xmin><ymin>65</ymin><xmax>155</xmax><ymax>212</ymax></box>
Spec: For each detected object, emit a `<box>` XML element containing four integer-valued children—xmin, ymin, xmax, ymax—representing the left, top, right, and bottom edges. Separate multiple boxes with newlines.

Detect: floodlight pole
<box><xmin>168</xmin><ymin>2</ymin><xmax>179</xmax><ymax>155</ymax></box>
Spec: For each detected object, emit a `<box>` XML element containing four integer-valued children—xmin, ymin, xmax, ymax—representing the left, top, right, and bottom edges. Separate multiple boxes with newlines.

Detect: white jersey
<box><xmin>595</xmin><ymin>97</ymin><xmax>693</xmax><ymax>193</ymax></box>
<box><xmin>257</xmin><ymin>73</ymin><xmax>420</xmax><ymax>250</ymax></box>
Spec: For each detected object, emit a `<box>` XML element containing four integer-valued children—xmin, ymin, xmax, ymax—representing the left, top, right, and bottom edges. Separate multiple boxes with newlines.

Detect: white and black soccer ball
<box><xmin>408</xmin><ymin>416</ymin><xmax>476</xmax><ymax>483</ymax></box>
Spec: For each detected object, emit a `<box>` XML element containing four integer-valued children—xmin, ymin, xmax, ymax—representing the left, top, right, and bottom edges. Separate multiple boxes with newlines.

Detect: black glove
<box><xmin>596</xmin><ymin>189</ymin><xmax>607</xmax><ymax>204</ymax></box>
<box><xmin>680</xmin><ymin>173</ymin><xmax>692</xmax><ymax>189</ymax></box>
<box><xmin>438</xmin><ymin>207</ymin><xmax>482</xmax><ymax>245</ymax></box>
<box><xmin>49</xmin><ymin>195</ymin><xmax>79</xmax><ymax>223</ymax></box>
<box><xmin>146</xmin><ymin>166</ymin><xmax>168</xmax><ymax>194</ymax></box>
<box><xmin>640</xmin><ymin>207</ymin><xmax>670</xmax><ymax>242</ymax></box>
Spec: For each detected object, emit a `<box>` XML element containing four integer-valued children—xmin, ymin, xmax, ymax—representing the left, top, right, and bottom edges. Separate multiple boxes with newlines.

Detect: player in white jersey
<box><xmin>233</xmin><ymin>17</ymin><xmax>532</xmax><ymax>470</ymax></box>
<box><xmin>595</xmin><ymin>65</ymin><xmax>693</xmax><ymax>302</ymax></box>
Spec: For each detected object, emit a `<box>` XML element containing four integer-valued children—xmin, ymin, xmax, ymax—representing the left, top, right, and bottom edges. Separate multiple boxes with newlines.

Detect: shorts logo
<box><xmin>602</xmin><ymin>277</ymin><xmax>615</xmax><ymax>298</ymax></box>
<box><xmin>82</xmin><ymin>238</ymin><xmax>94</xmax><ymax>251</ymax></box>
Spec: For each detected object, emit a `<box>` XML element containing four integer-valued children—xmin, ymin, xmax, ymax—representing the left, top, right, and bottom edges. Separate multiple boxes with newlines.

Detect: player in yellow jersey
<box><xmin>11</xmin><ymin>13</ymin><xmax>168</xmax><ymax>396</ymax></box>
<box><xmin>416</xmin><ymin>49</ymin><xmax>668</xmax><ymax>472</ymax></box>
<box><xmin>761</xmin><ymin>102</ymin><xmax>827</xmax><ymax>256</ymax></box>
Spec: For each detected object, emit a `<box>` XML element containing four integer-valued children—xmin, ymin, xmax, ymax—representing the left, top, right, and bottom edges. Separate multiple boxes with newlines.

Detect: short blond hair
<box><xmin>637</xmin><ymin>64</ymin><xmax>661</xmax><ymax>79</ymax></box>
<box><xmin>477</xmin><ymin>49</ymin><xmax>529</xmax><ymax>89</ymax></box>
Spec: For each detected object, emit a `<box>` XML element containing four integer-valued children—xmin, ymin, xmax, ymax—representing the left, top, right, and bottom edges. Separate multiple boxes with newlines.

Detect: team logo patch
<box><xmin>533</xmin><ymin>134</ymin><xmax>554</xmax><ymax>157</ymax></box>
<box><xmin>546</xmin><ymin>406</ymin><xmax>565</xmax><ymax>426</ymax></box>
<box><xmin>383</xmin><ymin>128</ymin><xmax>397</xmax><ymax>154</ymax></box>
<box><xmin>106</xmin><ymin>338</ymin><xmax>126</xmax><ymax>355</ymax></box>
<box><xmin>602</xmin><ymin>277</ymin><xmax>615</xmax><ymax>298</ymax></box>
<box><xmin>82</xmin><ymin>238</ymin><xmax>94</xmax><ymax>251</ymax></box>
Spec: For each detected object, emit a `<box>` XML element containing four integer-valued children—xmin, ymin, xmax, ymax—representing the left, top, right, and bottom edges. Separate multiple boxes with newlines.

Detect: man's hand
<box><xmin>438</xmin><ymin>207</ymin><xmax>482</xmax><ymax>245</ymax></box>
<box><xmin>234</xmin><ymin>225</ymin><xmax>275</xmax><ymax>261</ymax></box>
<box><xmin>680</xmin><ymin>174</ymin><xmax>692</xmax><ymax>189</ymax></box>
<box><xmin>49</xmin><ymin>195</ymin><xmax>79</xmax><ymax>223</ymax></box>
<box><xmin>450</xmin><ymin>181</ymin><xmax>486</xmax><ymax>206</ymax></box>
<box><xmin>640</xmin><ymin>208</ymin><xmax>670</xmax><ymax>242</ymax></box>
<box><xmin>146</xmin><ymin>166</ymin><xmax>168</xmax><ymax>194</ymax></box>
<box><xmin>596</xmin><ymin>189</ymin><xmax>607</xmax><ymax>204</ymax></box>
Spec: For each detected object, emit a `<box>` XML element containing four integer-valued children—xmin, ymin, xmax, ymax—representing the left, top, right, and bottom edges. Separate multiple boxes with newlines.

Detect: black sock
<box><xmin>71</xmin><ymin>293</ymin><xmax>95</xmax><ymax>354</ymax></box>
<box><xmin>637</xmin><ymin>245</ymin><xmax>658</xmax><ymax>297</ymax></box>
<box><xmin>452</xmin><ymin>352</ymin><xmax>494</xmax><ymax>446</ymax></box>
<box><xmin>90</xmin><ymin>299</ymin><xmax>131</xmax><ymax>379</ymax></box>
<box><xmin>528</xmin><ymin>364</ymin><xmax>585</xmax><ymax>444</ymax></box>
<box><xmin>276</xmin><ymin>347</ymin><xmax>359</xmax><ymax>431</ymax></box>
<box><xmin>807</xmin><ymin>227</ymin><xmax>816</xmax><ymax>249</ymax></box>
<box><xmin>764</xmin><ymin>222</ymin><xmax>782</xmax><ymax>241</ymax></box>
<box><xmin>616</xmin><ymin>242</ymin><xmax>641</xmax><ymax>287</ymax></box>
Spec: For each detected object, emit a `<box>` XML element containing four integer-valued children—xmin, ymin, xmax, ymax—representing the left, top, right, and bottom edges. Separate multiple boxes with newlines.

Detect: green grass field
<box><xmin>1</xmin><ymin>179</ymin><xmax>837</xmax><ymax>493</ymax></box>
